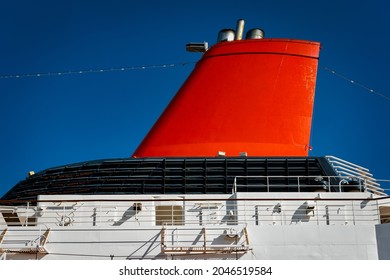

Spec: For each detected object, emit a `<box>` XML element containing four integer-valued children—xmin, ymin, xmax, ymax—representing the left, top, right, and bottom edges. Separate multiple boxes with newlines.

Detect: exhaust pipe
<box><xmin>234</xmin><ymin>19</ymin><xmax>245</xmax><ymax>40</ymax></box>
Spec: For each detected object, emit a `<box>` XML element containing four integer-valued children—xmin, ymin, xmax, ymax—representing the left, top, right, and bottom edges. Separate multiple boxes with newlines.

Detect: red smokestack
<box><xmin>133</xmin><ymin>37</ymin><xmax>320</xmax><ymax>157</ymax></box>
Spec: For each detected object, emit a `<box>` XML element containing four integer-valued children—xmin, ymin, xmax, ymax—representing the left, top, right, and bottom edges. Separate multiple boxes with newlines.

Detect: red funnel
<box><xmin>133</xmin><ymin>38</ymin><xmax>320</xmax><ymax>157</ymax></box>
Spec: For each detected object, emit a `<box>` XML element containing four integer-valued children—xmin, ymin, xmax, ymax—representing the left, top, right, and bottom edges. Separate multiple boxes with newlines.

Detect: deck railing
<box><xmin>325</xmin><ymin>155</ymin><xmax>384</xmax><ymax>195</ymax></box>
<box><xmin>233</xmin><ymin>175</ymin><xmax>388</xmax><ymax>196</ymax></box>
<box><xmin>1</xmin><ymin>195</ymin><xmax>389</xmax><ymax>228</ymax></box>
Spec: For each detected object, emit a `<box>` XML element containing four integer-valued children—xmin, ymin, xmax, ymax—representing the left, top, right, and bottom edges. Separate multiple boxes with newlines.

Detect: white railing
<box><xmin>233</xmin><ymin>175</ymin><xmax>388</xmax><ymax>196</ymax></box>
<box><xmin>326</xmin><ymin>155</ymin><xmax>384</xmax><ymax>195</ymax></box>
<box><xmin>0</xmin><ymin>225</ymin><xmax>50</xmax><ymax>253</ymax></box>
<box><xmin>161</xmin><ymin>225</ymin><xmax>250</xmax><ymax>255</ymax></box>
<box><xmin>1</xmin><ymin>196</ymin><xmax>389</xmax><ymax>228</ymax></box>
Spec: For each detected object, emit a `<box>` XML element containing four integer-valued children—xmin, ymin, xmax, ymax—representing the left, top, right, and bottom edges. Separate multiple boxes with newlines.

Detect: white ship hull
<box><xmin>2</xmin><ymin>192</ymin><xmax>390</xmax><ymax>260</ymax></box>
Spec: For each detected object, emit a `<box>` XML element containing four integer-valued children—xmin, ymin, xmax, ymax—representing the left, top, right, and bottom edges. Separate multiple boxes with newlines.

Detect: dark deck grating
<box><xmin>1</xmin><ymin>157</ymin><xmax>338</xmax><ymax>201</ymax></box>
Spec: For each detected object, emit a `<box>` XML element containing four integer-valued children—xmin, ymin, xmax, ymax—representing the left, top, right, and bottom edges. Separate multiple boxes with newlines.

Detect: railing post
<box><xmin>25</xmin><ymin>202</ymin><xmax>30</xmax><ymax>226</ymax></box>
<box><xmin>38</xmin><ymin>224</ymin><xmax>42</xmax><ymax>247</ymax></box>
<box><xmin>161</xmin><ymin>226</ymin><xmax>165</xmax><ymax>253</ymax></box>
<box><xmin>202</xmin><ymin>227</ymin><xmax>206</xmax><ymax>254</ymax></box>
<box><xmin>297</xmin><ymin>177</ymin><xmax>300</xmax><ymax>192</ymax></box>
<box><xmin>376</xmin><ymin>199</ymin><xmax>380</xmax><ymax>224</ymax></box>
<box><xmin>99</xmin><ymin>203</ymin><xmax>102</xmax><ymax>226</ymax></box>
<box><xmin>267</xmin><ymin>176</ymin><xmax>270</xmax><ymax>192</ymax></box>
<box><xmin>63</xmin><ymin>205</ymin><xmax>66</xmax><ymax>227</ymax></box>
<box><xmin>244</xmin><ymin>199</ymin><xmax>247</xmax><ymax>224</ymax></box>
<box><xmin>280</xmin><ymin>200</ymin><xmax>283</xmax><ymax>225</ymax></box>
<box><xmin>255</xmin><ymin>205</ymin><xmax>259</xmax><ymax>226</ymax></box>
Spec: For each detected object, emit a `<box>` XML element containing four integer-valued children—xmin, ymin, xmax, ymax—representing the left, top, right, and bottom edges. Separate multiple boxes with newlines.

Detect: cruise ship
<box><xmin>1</xmin><ymin>20</ymin><xmax>389</xmax><ymax>260</ymax></box>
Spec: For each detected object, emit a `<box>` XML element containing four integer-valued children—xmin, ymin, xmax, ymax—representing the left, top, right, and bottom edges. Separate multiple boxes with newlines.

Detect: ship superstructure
<box><xmin>1</xmin><ymin>20</ymin><xmax>389</xmax><ymax>260</ymax></box>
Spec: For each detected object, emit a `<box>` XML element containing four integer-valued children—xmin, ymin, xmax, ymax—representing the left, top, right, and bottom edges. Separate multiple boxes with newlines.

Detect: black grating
<box><xmin>1</xmin><ymin>157</ymin><xmax>337</xmax><ymax>201</ymax></box>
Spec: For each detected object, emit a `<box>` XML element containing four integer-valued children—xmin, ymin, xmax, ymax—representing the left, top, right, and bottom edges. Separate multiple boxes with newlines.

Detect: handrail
<box><xmin>0</xmin><ymin>193</ymin><xmax>389</xmax><ymax>205</ymax></box>
<box><xmin>326</xmin><ymin>155</ymin><xmax>370</xmax><ymax>172</ymax></box>
<box><xmin>233</xmin><ymin>175</ymin><xmax>387</xmax><ymax>196</ymax></box>
<box><xmin>1</xmin><ymin>196</ymin><xmax>389</xmax><ymax>228</ymax></box>
<box><xmin>233</xmin><ymin>175</ymin><xmax>385</xmax><ymax>195</ymax></box>
<box><xmin>325</xmin><ymin>155</ymin><xmax>383</xmax><ymax>195</ymax></box>
<box><xmin>330</xmin><ymin>165</ymin><xmax>374</xmax><ymax>179</ymax></box>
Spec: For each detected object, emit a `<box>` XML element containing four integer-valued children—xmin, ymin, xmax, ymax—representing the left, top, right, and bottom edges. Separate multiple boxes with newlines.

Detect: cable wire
<box><xmin>322</xmin><ymin>66</ymin><xmax>389</xmax><ymax>101</ymax></box>
<box><xmin>1</xmin><ymin>62</ymin><xmax>387</xmax><ymax>102</ymax></box>
<box><xmin>0</xmin><ymin>61</ymin><xmax>196</xmax><ymax>79</ymax></box>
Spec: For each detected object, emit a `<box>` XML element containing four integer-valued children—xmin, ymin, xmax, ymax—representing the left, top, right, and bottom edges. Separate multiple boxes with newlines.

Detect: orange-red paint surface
<box><xmin>133</xmin><ymin>39</ymin><xmax>321</xmax><ymax>157</ymax></box>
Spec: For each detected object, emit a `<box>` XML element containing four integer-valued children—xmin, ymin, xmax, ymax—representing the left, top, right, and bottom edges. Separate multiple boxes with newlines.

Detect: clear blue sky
<box><xmin>0</xmin><ymin>0</ymin><xmax>389</xmax><ymax>197</ymax></box>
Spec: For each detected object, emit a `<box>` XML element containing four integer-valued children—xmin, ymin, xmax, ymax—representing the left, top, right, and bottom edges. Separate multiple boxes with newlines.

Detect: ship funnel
<box><xmin>133</xmin><ymin>25</ymin><xmax>321</xmax><ymax>158</ymax></box>
<box><xmin>234</xmin><ymin>19</ymin><xmax>245</xmax><ymax>40</ymax></box>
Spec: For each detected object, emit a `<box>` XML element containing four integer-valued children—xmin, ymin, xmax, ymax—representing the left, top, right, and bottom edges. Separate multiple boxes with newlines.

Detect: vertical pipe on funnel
<box><xmin>235</xmin><ymin>19</ymin><xmax>245</xmax><ymax>40</ymax></box>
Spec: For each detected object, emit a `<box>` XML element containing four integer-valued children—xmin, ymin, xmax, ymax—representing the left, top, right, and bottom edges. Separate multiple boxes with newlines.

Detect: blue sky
<box><xmin>0</xmin><ymin>0</ymin><xmax>389</xmax><ymax>197</ymax></box>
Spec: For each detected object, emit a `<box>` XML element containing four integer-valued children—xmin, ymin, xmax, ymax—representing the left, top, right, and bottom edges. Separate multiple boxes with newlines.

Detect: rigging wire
<box><xmin>322</xmin><ymin>66</ymin><xmax>390</xmax><ymax>101</ymax></box>
<box><xmin>0</xmin><ymin>61</ymin><xmax>196</xmax><ymax>79</ymax></box>
<box><xmin>1</xmin><ymin>61</ymin><xmax>387</xmax><ymax>102</ymax></box>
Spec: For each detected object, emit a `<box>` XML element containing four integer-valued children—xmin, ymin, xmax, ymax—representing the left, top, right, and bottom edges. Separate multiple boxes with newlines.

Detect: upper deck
<box><xmin>1</xmin><ymin>155</ymin><xmax>386</xmax><ymax>202</ymax></box>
